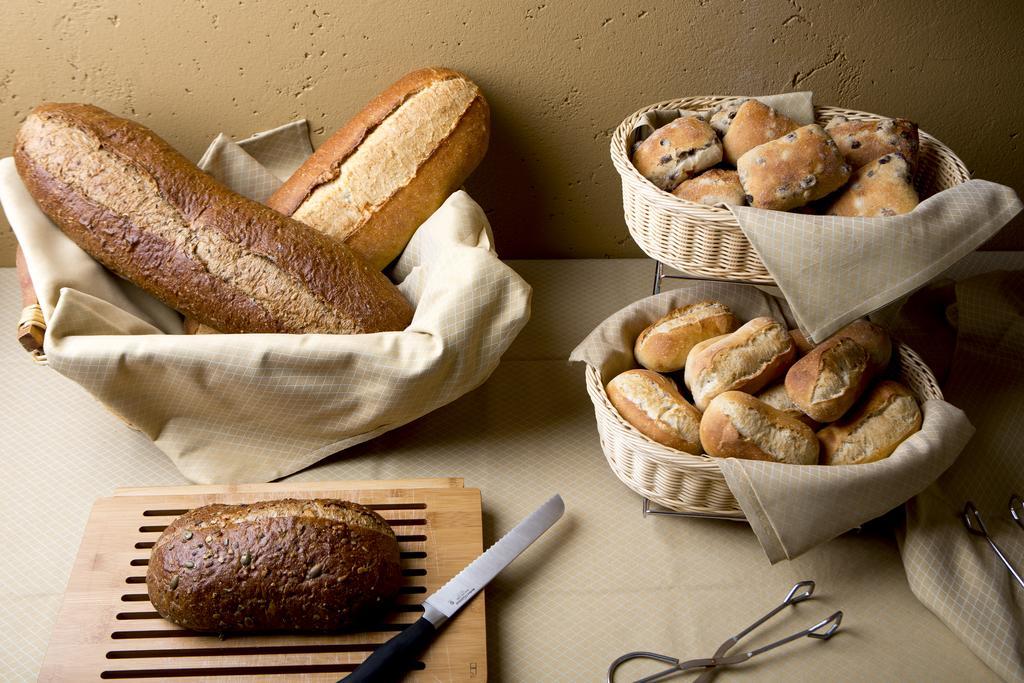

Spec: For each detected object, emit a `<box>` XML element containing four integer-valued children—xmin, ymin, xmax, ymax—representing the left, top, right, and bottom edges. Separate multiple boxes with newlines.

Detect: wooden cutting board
<box><xmin>38</xmin><ymin>478</ymin><xmax>486</xmax><ymax>682</ymax></box>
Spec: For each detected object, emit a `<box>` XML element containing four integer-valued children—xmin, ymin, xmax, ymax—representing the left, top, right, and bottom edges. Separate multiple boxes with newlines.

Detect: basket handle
<box><xmin>15</xmin><ymin>246</ymin><xmax>45</xmax><ymax>356</ymax></box>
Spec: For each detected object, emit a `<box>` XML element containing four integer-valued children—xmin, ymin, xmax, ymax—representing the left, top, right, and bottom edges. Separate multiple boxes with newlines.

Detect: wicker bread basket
<box><xmin>610</xmin><ymin>97</ymin><xmax>972</xmax><ymax>283</ymax></box>
<box><xmin>585</xmin><ymin>341</ymin><xmax>943</xmax><ymax>518</ymax></box>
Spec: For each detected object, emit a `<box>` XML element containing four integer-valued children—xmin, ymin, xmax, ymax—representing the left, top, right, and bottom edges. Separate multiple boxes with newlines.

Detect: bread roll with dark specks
<box><xmin>825</xmin><ymin>116</ymin><xmax>919</xmax><ymax>173</ymax></box>
<box><xmin>755</xmin><ymin>382</ymin><xmax>822</xmax><ymax>430</ymax></box>
<box><xmin>634</xmin><ymin>301</ymin><xmax>738</xmax><ymax>373</ymax></box>
<box><xmin>722</xmin><ymin>99</ymin><xmax>800</xmax><ymax>166</ymax></box>
<box><xmin>146</xmin><ymin>499</ymin><xmax>402</xmax><ymax>632</ymax></box>
<box><xmin>737</xmin><ymin>124</ymin><xmax>851</xmax><ymax>211</ymax></box>
<box><xmin>671</xmin><ymin>169</ymin><xmax>747</xmax><ymax>206</ymax></box>
<box><xmin>819</xmin><ymin>381</ymin><xmax>922</xmax><ymax>465</ymax></box>
<box><xmin>825</xmin><ymin>153</ymin><xmax>919</xmax><ymax>217</ymax></box>
<box><xmin>14</xmin><ymin>103</ymin><xmax>413</xmax><ymax>335</ymax></box>
<box><xmin>700</xmin><ymin>391</ymin><xmax>819</xmax><ymax>464</ymax></box>
<box><xmin>684</xmin><ymin>317</ymin><xmax>797</xmax><ymax>411</ymax></box>
<box><xmin>632</xmin><ymin>116</ymin><xmax>722</xmax><ymax>191</ymax></box>
<box><xmin>785</xmin><ymin>320</ymin><xmax>892</xmax><ymax>423</ymax></box>
<box><xmin>268</xmin><ymin>67</ymin><xmax>490</xmax><ymax>270</ymax></box>
<box><xmin>606</xmin><ymin>369</ymin><xmax>702</xmax><ymax>453</ymax></box>
<box><xmin>708</xmin><ymin>99</ymin><xmax>746</xmax><ymax>136</ymax></box>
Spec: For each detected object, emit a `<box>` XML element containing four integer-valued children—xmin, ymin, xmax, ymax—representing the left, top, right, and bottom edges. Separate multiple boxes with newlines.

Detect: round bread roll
<box><xmin>755</xmin><ymin>382</ymin><xmax>821</xmax><ymax>430</ymax></box>
<box><xmin>671</xmin><ymin>169</ymin><xmax>747</xmax><ymax>206</ymax></box>
<box><xmin>819</xmin><ymin>381</ymin><xmax>922</xmax><ymax>465</ymax></box>
<box><xmin>736</xmin><ymin>124</ymin><xmax>852</xmax><ymax>211</ymax></box>
<box><xmin>632</xmin><ymin>116</ymin><xmax>723</xmax><ymax>191</ymax></box>
<box><xmin>606</xmin><ymin>370</ymin><xmax>702</xmax><ymax>453</ymax></box>
<box><xmin>700</xmin><ymin>391</ymin><xmax>819</xmax><ymax>465</ymax></box>
<box><xmin>634</xmin><ymin>301</ymin><xmax>738</xmax><ymax>373</ymax></box>
<box><xmin>722</xmin><ymin>99</ymin><xmax>800</xmax><ymax>166</ymax></box>
<box><xmin>708</xmin><ymin>99</ymin><xmax>746</xmax><ymax>136</ymax></box>
<box><xmin>785</xmin><ymin>320</ymin><xmax>892</xmax><ymax>423</ymax></box>
<box><xmin>825</xmin><ymin>153</ymin><xmax>919</xmax><ymax>217</ymax></box>
<box><xmin>824</xmin><ymin>116</ymin><xmax>919</xmax><ymax>173</ymax></box>
<box><xmin>684</xmin><ymin>317</ymin><xmax>797</xmax><ymax>412</ymax></box>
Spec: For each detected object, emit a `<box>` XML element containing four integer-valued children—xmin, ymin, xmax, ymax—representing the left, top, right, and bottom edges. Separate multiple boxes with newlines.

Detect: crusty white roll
<box><xmin>634</xmin><ymin>301</ymin><xmax>738</xmax><ymax>373</ymax></box>
<box><xmin>722</xmin><ymin>99</ymin><xmax>800</xmax><ymax>166</ymax></box>
<box><xmin>784</xmin><ymin>320</ymin><xmax>892</xmax><ymax>423</ymax></box>
<box><xmin>755</xmin><ymin>382</ymin><xmax>822</xmax><ymax>430</ymax></box>
<box><xmin>632</xmin><ymin>116</ymin><xmax>722</xmax><ymax>191</ymax></box>
<box><xmin>684</xmin><ymin>317</ymin><xmax>797</xmax><ymax>411</ymax></box>
<box><xmin>824</xmin><ymin>116</ymin><xmax>919</xmax><ymax>173</ymax></box>
<box><xmin>671</xmin><ymin>169</ymin><xmax>747</xmax><ymax>206</ymax></box>
<box><xmin>819</xmin><ymin>381</ymin><xmax>922</xmax><ymax>465</ymax></box>
<box><xmin>606</xmin><ymin>370</ymin><xmax>702</xmax><ymax>454</ymax></box>
<box><xmin>824</xmin><ymin>152</ymin><xmax>919</xmax><ymax>218</ymax></box>
<box><xmin>700</xmin><ymin>391</ymin><xmax>819</xmax><ymax>464</ymax></box>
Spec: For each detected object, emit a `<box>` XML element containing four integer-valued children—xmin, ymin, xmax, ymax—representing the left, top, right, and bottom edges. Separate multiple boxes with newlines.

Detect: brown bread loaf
<box><xmin>267</xmin><ymin>67</ymin><xmax>490</xmax><ymax>270</ymax></box>
<box><xmin>14</xmin><ymin>103</ymin><xmax>413</xmax><ymax>334</ymax></box>
<box><xmin>146</xmin><ymin>499</ymin><xmax>403</xmax><ymax>632</ymax></box>
<box><xmin>634</xmin><ymin>300</ymin><xmax>738</xmax><ymax>373</ymax></box>
<box><xmin>818</xmin><ymin>381</ymin><xmax>922</xmax><ymax>465</ymax></box>
<box><xmin>606</xmin><ymin>369</ymin><xmax>703</xmax><ymax>453</ymax></box>
<box><xmin>785</xmin><ymin>320</ymin><xmax>892</xmax><ymax>422</ymax></box>
<box><xmin>700</xmin><ymin>391</ymin><xmax>819</xmax><ymax>464</ymax></box>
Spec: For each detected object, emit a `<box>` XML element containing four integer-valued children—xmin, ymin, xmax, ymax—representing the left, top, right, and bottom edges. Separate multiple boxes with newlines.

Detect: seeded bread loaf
<box><xmin>684</xmin><ymin>317</ymin><xmax>797</xmax><ymax>411</ymax></box>
<box><xmin>267</xmin><ymin>67</ymin><xmax>490</xmax><ymax>270</ymax></box>
<box><xmin>671</xmin><ymin>169</ymin><xmax>747</xmax><ymax>206</ymax></box>
<box><xmin>819</xmin><ymin>381</ymin><xmax>922</xmax><ymax>465</ymax></box>
<box><xmin>784</xmin><ymin>320</ymin><xmax>892</xmax><ymax>423</ymax></box>
<box><xmin>824</xmin><ymin>116</ymin><xmax>919</xmax><ymax>173</ymax></box>
<box><xmin>14</xmin><ymin>103</ymin><xmax>413</xmax><ymax>334</ymax></box>
<box><xmin>146</xmin><ymin>499</ymin><xmax>403</xmax><ymax>633</ymax></box>
<box><xmin>825</xmin><ymin>153</ymin><xmax>919</xmax><ymax>217</ymax></box>
<box><xmin>736</xmin><ymin>124</ymin><xmax>851</xmax><ymax>211</ymax></box>
<box><xmin>722</xmin><ymin>99</ymin><xmax>800</xmax><ymax>166</ymax></box>
<box><xmin>632</xmin><ymin>116</ymin><xmax>722</xmax><ymax>191</ymax></box>
<box><xmin>634</xmin><ymin>300</ymin><xmax>738</xmax><ymax>373</ymax></box>
<box><xmin>700</xmin><ymin>391</ymin><xmax>819</xmax><ymax>464</ymax></box>
<box><xmin>606</xmin><ymin>369</ymin><xmax>703</xmax><ymax>453</ymax></box>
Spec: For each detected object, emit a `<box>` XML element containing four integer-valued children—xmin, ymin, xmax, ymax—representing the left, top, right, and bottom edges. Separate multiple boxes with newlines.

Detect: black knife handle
<box><xmin>341</xmin><ymin>616</ymin><xmax>437</xmax><ymax>682</ymax></box>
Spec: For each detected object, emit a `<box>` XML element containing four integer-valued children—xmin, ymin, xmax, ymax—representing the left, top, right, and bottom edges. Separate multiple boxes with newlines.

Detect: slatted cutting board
<box><xmin>38</xmin><ymin>478</ymin><xmax>486</xmax><ymax>682</ymax></box>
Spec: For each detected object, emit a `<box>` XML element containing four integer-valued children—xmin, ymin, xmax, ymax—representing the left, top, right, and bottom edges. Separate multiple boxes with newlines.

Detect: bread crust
<box><xmin>606</xmin><ymin>369</ymin><xmax>702</xmax><ymax>453</ymax></box>
<box><xmin>700</xmin><ymin>391</ymin><xmax>819</xmax><ymax>464</ymax></box>
<box><xmin>671</xmin><ymin>169</ymin><xmax>747</xmax><ymax>206</ymax></box>
<box><xmin>14</xmin><ymin>103</ymin><xmax>412</xmax><ymax>334</ymax></box>
<box><xmin>267</xmin><ymin>67</ymin><xmax>490</xmax><ymax>270</ymax></box>
<box><xmin>825</xmin><ymin>153</ymin><xmax>919</xmax><ymax>217</ymax></box>
<box><xmin>632</xmin><ymin>116</ymin><xmax>722</xmax><ymax>191</ymax></box>
<box><xmin>825</xmin><ymin>116</ymin><xmax>919</xmax><ymax>172</ymax></box>
<box><xmin>722</xmin><ymin>99</ymin><xmax>799</xmax><ymax>166</ymax></box>
<box><xmin>634</xmin><ymin>300</ymin><xmax>737</xmax><ymax>373</ymax></box>
<box><xmin>818</xmin><ymin>381</ymin><xmax>922</xmax><ymax>465</ymax></box>
<box><xmin>146</xmin><ymin>499</ymin><xmax>403</xmax><ymax>633</ymax></box>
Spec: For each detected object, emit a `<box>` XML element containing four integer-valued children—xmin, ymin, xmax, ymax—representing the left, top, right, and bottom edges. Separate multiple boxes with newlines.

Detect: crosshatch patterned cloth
<box><xmin>630</xmin><ymin>92</ymin><xmax>1023</xmax><ymax>342</ymax></box>
<box><xmin>0</xmin><ymin>124</ymin><xmax>531</xmax><ymax>483</ymax></box>
<box><xmin>569</xmin><ymin>280</ymin><xmax>975</xmax><ymax>563</ymax></box>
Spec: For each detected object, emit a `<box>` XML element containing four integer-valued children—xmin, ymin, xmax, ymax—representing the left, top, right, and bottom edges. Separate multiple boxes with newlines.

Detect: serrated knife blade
<box><xmin>342</xmin><ymin>494</ymin><xmax>564</xmax><ymax>682</ymax></box>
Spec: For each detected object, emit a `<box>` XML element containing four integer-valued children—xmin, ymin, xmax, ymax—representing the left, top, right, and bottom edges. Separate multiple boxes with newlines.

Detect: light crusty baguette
<box><xmin>147</xmin><ymin>499</ymin><xmax>402</xmax><ymax>632</ymax></box>
<box><xmin>267</xmin><ymin>67</ymin><xmax>490</xmax><ymax>270</ymax></box>
<box><xmin>819</xmin><ymin>381</ymin><xmax>922</xmax><ymax>465</ymax></box>
<box><xmin>700</xmin><ymin>391</ymin><xmax>819</xmax><ymax>464</ymax></box>
<box><xmin>684</xmin><ymin>317</ymin><xmax>797</xmax><ymax>411</ymax></box>
<box><xmin>606</xmin><ymin>369</ymin><xmax>702</xmax><ymax>454</ymax></box>
<box><xmin>755</xmin><ymin>382</ymin><xmax>822</xmax><ymax>430</ymax></box>
<box><xmin>634</xmin><ymin>301</ymin><xmax>738</xmax><ymax>373</ymax></box>
<box><xmin>14</xmin><ymin>103</ymin><xmax>413</xmax><ymax>335</ymax></box>
<box><xmin>785</xmin><ymin>320</ymin><xmax>892</xmax><ymax>422</ymax></box>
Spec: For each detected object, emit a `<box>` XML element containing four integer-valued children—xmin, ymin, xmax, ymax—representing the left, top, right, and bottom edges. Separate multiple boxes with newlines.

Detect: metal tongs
<box><xmin>606</xmin><ymin>581</ymin><xmax>842</xmax><ymax>682</ymax></box>
<box><xmin>962</xmin><ymin>498</ymin><xmax>1024</xmax><ymax>590</ymax></box>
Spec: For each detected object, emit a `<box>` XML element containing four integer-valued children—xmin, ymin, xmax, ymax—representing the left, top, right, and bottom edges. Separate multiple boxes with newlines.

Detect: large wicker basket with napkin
<box><xmin>610</xmin><ymin>96</ymin><xmax>971</xmax><ymax>283</ymax></box>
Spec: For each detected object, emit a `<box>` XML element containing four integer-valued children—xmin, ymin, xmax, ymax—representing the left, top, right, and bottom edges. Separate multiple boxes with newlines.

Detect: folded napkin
<box><xmin>570</xmin><ymin>280</ymin><xmax>974</xmax><ymax>563</ymax></box>
<box><xmin>629</xmin><ymin>92</ymin><xmax>1023</xmax><ymax>342</ymax></box>
<box><xmin>0</xmin><ymin>123</ymin><xmax>531</xmax><ymax>483</ymax></box>
<box><xmin>897</xmin><ymin>271</ymin><xmax>1024</xmax><ymax>681</ymax></box>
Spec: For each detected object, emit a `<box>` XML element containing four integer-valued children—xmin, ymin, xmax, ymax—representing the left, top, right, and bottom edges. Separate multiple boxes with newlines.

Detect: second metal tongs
<box><xmin>606</xmin><ymin>581</ymin><xmax>842</xmax><ymax>683</ymax></box>
<box><xmin>963</xmin><ymin>498</ymin><xmax>1024</xmax><ymax>590</ymax></box>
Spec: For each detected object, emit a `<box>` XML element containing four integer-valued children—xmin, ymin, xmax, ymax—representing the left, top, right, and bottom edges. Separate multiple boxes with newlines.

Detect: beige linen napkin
<box><xmin>0</xmin><ymin>125</ymin><xmax>531</xmax><ymax>484</ymax></box>
<box><xmin>629</xmin><ymin>92</ymin><xmax>1023</xmax><ymax>343</ymax></box>
<box><xmin>898</xmin><ymin>271</ymin><xmax>1024</xmax><ymax>681</ymax></box>
<box><xmin>570</xmin><ymin>280</ymin><xmax>974</xmax><ymax>563</ymax></box>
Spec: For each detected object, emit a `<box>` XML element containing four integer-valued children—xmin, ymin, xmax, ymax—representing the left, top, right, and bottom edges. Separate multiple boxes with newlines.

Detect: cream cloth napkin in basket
<box><xmin>569</xmin><ymin>280</ymin><xmax>974</xmax><ymax>563</ymax></box>
<box><xmin>0</xmin><ymin>123</ymin><xmax>531</xmax><ymax>484</ymax></box>
<box><xmin>630</xmin><ymin>92</ymin><xmax>1023</xmax><ymax>342</ymax></box>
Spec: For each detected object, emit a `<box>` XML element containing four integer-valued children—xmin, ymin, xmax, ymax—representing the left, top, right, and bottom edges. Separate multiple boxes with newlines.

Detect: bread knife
<box><xmin>341</xmin><ymin>493</ymin><xmax>565</xmax><ymax>682</ymax></box>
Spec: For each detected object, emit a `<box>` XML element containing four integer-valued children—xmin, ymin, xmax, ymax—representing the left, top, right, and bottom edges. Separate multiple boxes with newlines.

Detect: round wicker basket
<box><xmin>610</xmin><ymin>97</ymin><xmax>972</xmax><ymax>283</ymax></box>
<box><xmin>585</xmin><ymin>342</ymin><xmax>943</xmax><ymax>518</ymax></box>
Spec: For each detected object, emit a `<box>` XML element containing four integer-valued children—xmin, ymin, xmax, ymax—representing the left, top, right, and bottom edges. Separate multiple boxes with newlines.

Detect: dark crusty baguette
<box><xmin>14</xmin><ymin>103</ymin><xmax>413</xmax><ymax>334</ymax></box>
<box><xmin>267</xmin><ymin>67</ymin><xmax>490</xmax><ymax>270</ymax></box>
<box><xmin>146</xmin><ymin>499</ymin><xmax>403</xmax><ymax>633</ymax></box>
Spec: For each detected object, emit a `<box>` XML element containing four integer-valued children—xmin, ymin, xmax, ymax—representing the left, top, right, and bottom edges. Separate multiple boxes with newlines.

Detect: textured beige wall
<box><xmin>1</xmin><ymin>0</ymin><xmax>1022</xmax><ymax>266</ymax></box>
